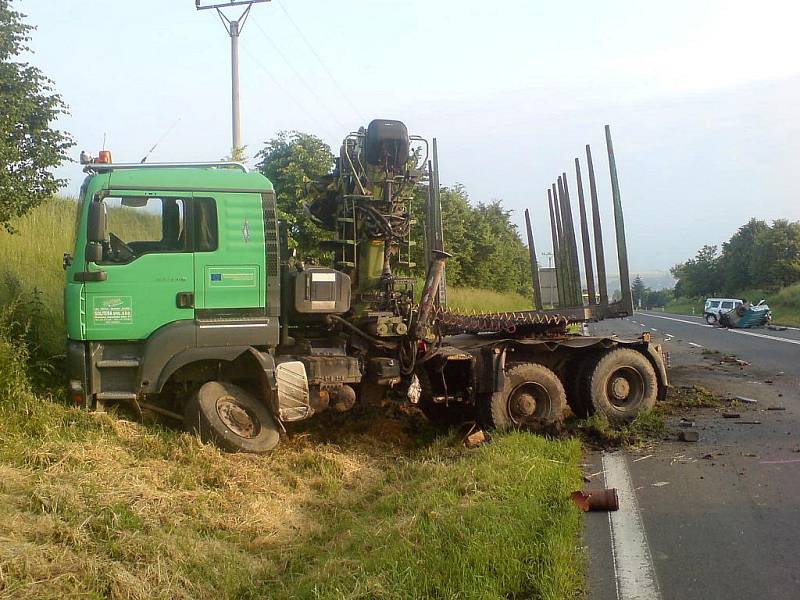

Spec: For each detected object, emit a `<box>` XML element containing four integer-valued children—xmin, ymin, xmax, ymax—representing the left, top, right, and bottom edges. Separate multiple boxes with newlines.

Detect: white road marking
<box><xmin>636</xmin><ymin>313</ymin><xmax>712</xmax><ymax>328</ymax></box>
<box><xmin>727</xmin><ymin>329</ymin><xmax>800</xmax><ymax>346</ymax></box>
<box><xmin>603</xmin><ymin>452</ymin><xmax>661</xmax><ymax>600</ymax></box>
<box><xmin>650</xmin><ymin>328</ymin><xmax>658</xmax><ymax>332</ymax></box>
<box><xmin>688</xmin><ymin>342</ymin><xmax>704</xmax><ymax>348</ymax></box>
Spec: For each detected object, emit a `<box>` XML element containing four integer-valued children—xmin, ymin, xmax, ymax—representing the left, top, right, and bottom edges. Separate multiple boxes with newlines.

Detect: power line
<box><xmin>274</xmin><ymin>0</ymin><xmax>366</xmax><ymax>123</ymax></box>
<box><xmin>249</xmin><ymin>15</ymin><xmax>346</xmax><ymax>130</ymax></box>
<box><xmin>240</xmin><ymin>42</ymin><xmax>339</xmax><ymax>140</ymax></box>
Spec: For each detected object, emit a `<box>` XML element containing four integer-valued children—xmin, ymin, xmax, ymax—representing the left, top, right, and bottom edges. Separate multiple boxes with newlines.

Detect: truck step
<box><xmin>96</xmin><ymin>359</ymin><xmax>140</xmax><ymax>368</ymax></box>
<box><xmin>95</xmin><ymin>391</ymin><xmax>138</xmax><ymax>401</ymax></box>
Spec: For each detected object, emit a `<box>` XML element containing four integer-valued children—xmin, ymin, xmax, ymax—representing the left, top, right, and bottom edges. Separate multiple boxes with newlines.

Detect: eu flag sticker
<box><xmin>211</xmin><ymin>273</ymin><xmax>223</xmax><ymax>281</ymax></box>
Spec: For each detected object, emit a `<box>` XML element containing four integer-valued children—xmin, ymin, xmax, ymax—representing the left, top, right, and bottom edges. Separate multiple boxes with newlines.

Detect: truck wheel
<box><xmin>417</xmin><ymin>369</ymin><xmax>475</xmax><ymax>426</ymax></box>
<box><xmin>705</xmin><ymin>313</ymin><xmax>717</xmax><ymax>325</ymax></box>
<box><xmin>184</xmin><ymin>381</ymin><xmax>280</xmax><ymax>454</ymax></box>
<box><xmin>565</xmin><ymin>354</ymin><xmax>597</xmax><ymax>418</ymax></box>
<box><xmin>584</xmin><ymin>349</ymin><xmax>657</xmax><ymax>425</ymax></box>
<box><xmin>480</xmin><ymin>363</ymin><xmax>565</xmax><ymax>432</ymax></box>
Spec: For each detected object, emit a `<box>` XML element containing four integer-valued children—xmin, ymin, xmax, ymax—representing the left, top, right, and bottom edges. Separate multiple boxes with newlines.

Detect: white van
<box><xmin>703</xmin><ymin>298</ymin><xmax>744</xmax><ymax>324</ymax></box>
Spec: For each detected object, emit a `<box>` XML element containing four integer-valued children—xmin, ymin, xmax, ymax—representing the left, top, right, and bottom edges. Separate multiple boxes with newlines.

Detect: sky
<box><xmin>16</xmin><ymin>0</ymin><xmax>800</xmax><ymax>280</ymax></box>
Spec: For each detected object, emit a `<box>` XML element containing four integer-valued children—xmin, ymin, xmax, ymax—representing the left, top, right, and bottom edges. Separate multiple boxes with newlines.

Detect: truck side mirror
<box><xmin>87</xmin><ymin>201</ymin><xmax>106</xmax><ymax>242</ymax></box>
<box><xmin>85</xmin><ymin>241</ymin><xmax>103</xmax><ymax>263</ymax></box>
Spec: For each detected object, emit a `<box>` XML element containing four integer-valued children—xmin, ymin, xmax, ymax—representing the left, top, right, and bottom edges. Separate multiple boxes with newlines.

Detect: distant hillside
<box><xmin>605</xmin><ymin>270</ymin><xmax>675</xmax><ymax>293</ymax></box>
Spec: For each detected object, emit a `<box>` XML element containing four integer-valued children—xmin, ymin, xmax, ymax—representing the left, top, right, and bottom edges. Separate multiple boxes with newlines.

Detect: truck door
<box><xmin>83</xmin><ymin>192</ymin><xmax>195</xmax><ymax>341</ymax></box>
<box><xmin>192</xmin><ymin>191</ymin><xmax>265</xmax><ymax>315</ymax></box>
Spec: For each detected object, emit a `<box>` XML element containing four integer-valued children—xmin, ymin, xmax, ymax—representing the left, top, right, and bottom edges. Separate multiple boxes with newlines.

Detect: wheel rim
<box><xmin>508</xmin><ymin>382</ymin><xmax>550</xmax><ymax>424</ymax></box>
<box><xmin>605</xmin><ymin>367</ymin><xmax>644</xmax><ymax>408</ymax></box>
<box><xmin>216</xmin><ymin>395</ymin><xmax>261</xmax><ymax>439</ymax></box>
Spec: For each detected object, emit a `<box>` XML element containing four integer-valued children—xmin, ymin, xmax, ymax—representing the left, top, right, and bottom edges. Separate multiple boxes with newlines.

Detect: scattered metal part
<box><xmin>722</xmin><ymin>412</ymin><xmax>741</xmax><ymax>419</ymax></box>
<box><xmin>767</xmin><ymin>406</ymin><xmax>786</xmax><ymax>411</ymax></box>
<box><xmin>679</xmin><ymin>419</ymin><xmax>695</xmax><ymax>428</ymax></box>
<box><xmin>464</xmin><ymin>428</ymin><xmax>491</xmax><ymax>449</ymax></box>
<box><xmin>570</xmin><ymin>488</ymin><xmax>619</xmax><ymax>512</ymax></box>
<box><xmin>736</xmin><ymin>396</ymin><xmax>758</xmax><ymax>404</ymax></box>
<box><xmin>735</xmin><ymin>421</ymin><xmax>762</xmax><ymax>425</ymax></box>
<box><xmin>678</xmin><ymin>430</ymin><xmax>699</xmax><ymax>442</ymax></box>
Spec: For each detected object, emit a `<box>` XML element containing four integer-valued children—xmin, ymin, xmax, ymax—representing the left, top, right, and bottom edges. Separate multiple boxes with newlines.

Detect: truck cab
<box><xmin>65</xmin><ymin>160</ymin><xmax>286</xmax><ymax>446</ymax></box>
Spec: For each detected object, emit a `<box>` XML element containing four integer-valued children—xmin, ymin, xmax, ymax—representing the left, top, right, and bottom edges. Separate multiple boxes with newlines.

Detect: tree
<box><xmin>0</xmin><ymin>3</ymin><xmax>73</xmax><ymax>230</ymax></box>
<box><xmin>643</xmin><ymin>288</ymin><xmax>671</xmax><ymax>308</ymax></box>
<box><xmin>718</xmin><ymin>219</ymin><xmax>769</xmax><ymax>293</ymax></box>
<box><xmin>750</xmin><ymin>220</ymin><xmax>800</xmax><ymax>289</ymax></box>
<box><xmin>255</xmin><ymin>131</ymin><xmax>334</xmax><ymax>259</ymax></box>
<box><xmin>631</xmin><ymin>275</ymin><xmax>646</xmax><ymax>307</ymax></box>
<box><xmin>670</xmin><ymin>245</ymin><xmax>722</xmax><ymax>297</ymax></box>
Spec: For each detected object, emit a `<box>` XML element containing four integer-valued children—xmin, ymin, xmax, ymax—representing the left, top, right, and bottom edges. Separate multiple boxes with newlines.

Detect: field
<box><xmin>0</xmin><ymin>197</ymin><xmax>584</xmax><ymax>599</ymax></box>
<box><xmin>665</xmin><ymin>285</ymin><xmax>800</xmax><ymax>327</ymax></box>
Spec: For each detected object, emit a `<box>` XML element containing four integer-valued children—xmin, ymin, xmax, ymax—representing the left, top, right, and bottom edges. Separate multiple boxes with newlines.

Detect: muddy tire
<box><xmin>417</xmin><ymin>369</ymin><xmax>475</xmax><ymax>427</ymax></box>
<box><xmin>704</xmin><ymin>313</ymin><xmax>717</xmax><ymax>325</ymax></box>
<box><xmin>584</xmin><ymin>349</ymin><xmax>657</xmax><ymax>425</ymax></box>
<box><xmin>565</xmin><ymin>354</ymin><xmax>597</xmax><ymax>418</ymax></box>
<box><xmin>184</xmin><ymin>381</ymin><xmax>280</xmax><ymax>454</ymax></box>
<box><xmin>479</xmin><ymin>363</ymin><xmax>565</xmax><ymax>431</ymax></box>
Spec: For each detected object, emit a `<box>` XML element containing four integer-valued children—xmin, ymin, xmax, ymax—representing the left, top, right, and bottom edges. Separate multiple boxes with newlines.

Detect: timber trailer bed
<box><xmin>412</xmin><ymin>125</ymin><xmax>668</xmax><ymax>430</ymax></box>
<box><xmin>64</xmin><ymin>120</ymin><xmax>666</xmax><ymax>453</ymax></box>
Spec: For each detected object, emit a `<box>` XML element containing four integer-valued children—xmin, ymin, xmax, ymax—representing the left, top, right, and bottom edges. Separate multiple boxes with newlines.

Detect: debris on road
<box><xmin>735</xmin><ymin>421</ymin><xmax>762</xmax><ymax>425</ymax></box>
<box><xmin>767</xmin><ymin>406</ymin><xmax>786</xmax><ymax>411</ymax></box>
<box><xmin>652</xmin><ymin>481</ymin><xmax>671</xmax><ymax>487</ymax></box>
<box><xmin>736</xmin><ymin>396</ymin><xmax>759</xmax><ymax>404</ymax></box>
<box><xmin>722</xmin><ymin>412</ymin><xmax>741</xmax><ymax>419</ymax></box>
<box><xmin>679</xmin><ymin>419</ymin><xmax>696</xmax><ymax>428</ymax></box>
<box><xmin>721</xmin><ymin>355</ymin><xmax>750</xmax><ymax>368</ymax></box>
<box><xmin>570</xmin><ymin>488</ymin><xmax>619</xmax><ymax>512</ymax></box>
<box><xmin>678</xmin><ymin>430</ymin><xmax>700</xmax><ymax>442</ymax></box>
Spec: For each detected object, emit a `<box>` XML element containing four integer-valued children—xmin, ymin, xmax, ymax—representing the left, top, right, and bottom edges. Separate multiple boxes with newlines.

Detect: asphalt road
<box><xmin>585</xmin><ymin>312</ymin><xmax>800</xmax><ymax>600</ymax></box>
<box><xmin>618</xmin><ymin>310</ymin><xmax>800</xmax><ymax>376</ymax></box>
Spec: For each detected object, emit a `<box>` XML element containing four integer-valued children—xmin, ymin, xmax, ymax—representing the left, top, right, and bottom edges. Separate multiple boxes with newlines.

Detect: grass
<box><xmin>447</xmin><ymin>286</ymin><xmax>533</xmax><ymax>312</ymax></box>
<box><xmin>0</xmin><ymin>197</ymin><xmax>78</xmax><ymax>356</ymax></box>
<box><xmin>665</xmin><ymin>285</ymin><xmax>800</xmax><ymax>327</ymax></box>
<box><xmin>0</xmin><ymin>368</ymin><xmax>584</xmax><ymax>599</ymax></box>
<box><xmin>0</xmin><ymin>198</ymin><xmax>586</xmax><ymax>599</ymax></box>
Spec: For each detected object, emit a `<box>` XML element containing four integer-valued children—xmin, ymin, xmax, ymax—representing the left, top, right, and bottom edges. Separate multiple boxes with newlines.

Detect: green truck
<box><xmin>64</xmin><ymin>120</ymin><xmax>667</xmax><ymax>453</ymax></box>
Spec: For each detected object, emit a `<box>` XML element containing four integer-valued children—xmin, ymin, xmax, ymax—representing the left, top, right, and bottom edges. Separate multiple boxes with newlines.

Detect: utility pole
<box><xmin>196</xmin><ymin>0</ymin><xmax>270</xmax><ymax>154</ymax></box>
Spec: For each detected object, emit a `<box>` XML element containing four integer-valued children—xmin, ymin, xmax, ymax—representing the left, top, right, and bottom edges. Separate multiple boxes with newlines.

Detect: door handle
<box><xmin>74</xmin><ymin>270</ymin><xmax>108</xmax><ymax>282</ymax></box>
<box><xmin>176</xmin><ymin>292</ymin><xmax>194</xmax><ymax>309</ymax></box>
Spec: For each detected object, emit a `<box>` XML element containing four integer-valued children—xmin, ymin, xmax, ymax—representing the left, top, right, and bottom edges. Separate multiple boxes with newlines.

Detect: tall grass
<box><xmin>0</xmin><ymin>197</ymin><xmax>78</xmax><ymax>356</ymax></box>
<box><xmin>448</xmin><ymin>286</ymin><xmax>533</xmax><ymax>312</ymax></box>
